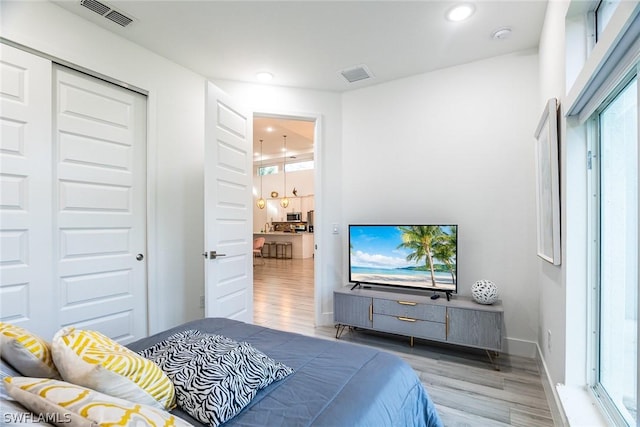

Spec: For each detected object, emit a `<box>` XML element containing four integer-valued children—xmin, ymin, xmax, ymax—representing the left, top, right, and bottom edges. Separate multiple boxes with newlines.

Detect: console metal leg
<box><xmin>485</xmin><ymin>350</ymin><xmax>500</xmax><ymax>371</ymax></box>
<box><xmin>335</xmin><ymin>324</ymin><xmax>347</xmax><ymax>339</ymax></box>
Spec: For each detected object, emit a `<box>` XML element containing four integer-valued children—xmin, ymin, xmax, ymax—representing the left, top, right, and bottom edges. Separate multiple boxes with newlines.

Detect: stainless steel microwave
<box><xmin>287</xmin><ymin>212</ymin><xmax>302</xmax><ymax>222</ymax></box>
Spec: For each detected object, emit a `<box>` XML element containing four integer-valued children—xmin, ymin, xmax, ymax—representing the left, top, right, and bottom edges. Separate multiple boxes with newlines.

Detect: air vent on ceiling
<box><xmin>105</xmin><ymin>10</ymin><xmax>133</xmax><ymax>27</ymax></box>
<box><xmin>80</xmin><ymin>0</ymin><xmax>134</xmax><ymax>27</ymax></box>
<box><xmin>340</xmin><ymin>64</ymin><xmax>374</xmax><ymax>83</ymax></box>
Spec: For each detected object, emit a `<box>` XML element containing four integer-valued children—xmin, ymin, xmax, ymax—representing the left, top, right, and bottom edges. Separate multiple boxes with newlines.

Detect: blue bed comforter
<box><xmin>126</xmin><ymin>318</ymin><xmax>443</xmax><ymax>427</ymax></box>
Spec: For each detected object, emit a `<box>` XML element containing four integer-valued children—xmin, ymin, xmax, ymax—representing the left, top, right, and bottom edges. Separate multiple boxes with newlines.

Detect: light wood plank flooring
<box><xmin>253</xmin><ymin>257</ymin><xmax>555</xmax><ymax>427</ymax></box>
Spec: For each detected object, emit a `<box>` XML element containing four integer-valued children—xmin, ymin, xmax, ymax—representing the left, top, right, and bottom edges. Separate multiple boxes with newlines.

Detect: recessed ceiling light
<box><xmin>491</xmin><ymin>27</ymin><xmax>512</xmax><ymax>40</ymax></box>
<box><xmin>256</xmin><ymin>72</ymin><xmax>273</xmax><ymax>82</ymax></box>
<box><xmin>446</xmin><ymin>3</ymin><xmax>475</xmax><ymax>22</ymax></box>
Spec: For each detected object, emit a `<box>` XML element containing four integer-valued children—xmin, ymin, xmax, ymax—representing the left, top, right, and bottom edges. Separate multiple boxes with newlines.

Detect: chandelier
<box><xmin>256</xmin><ymin>139</ymin><xmax>265</xmax><ymax>209</ymax></box>
<box><xmin>280</xmin><ymin>135</ymin><xmax>289</xmax><ymax>208</ymax></box>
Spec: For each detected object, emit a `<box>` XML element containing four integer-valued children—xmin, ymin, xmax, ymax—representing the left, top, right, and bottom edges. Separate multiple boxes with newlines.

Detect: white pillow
<box><xmin>0</xmin><ymin>322</ymin><xmax>60</xmax><ymax>379</ymax></box>
<box><xmin>51</xmin><ymin>327</ymin><xmax>175</xmax><ymax>410</ymax></box>
<box><xmin>4</xmin><ymin>376</ymin><xmax>192</xmax><ymax>427</ymax></box>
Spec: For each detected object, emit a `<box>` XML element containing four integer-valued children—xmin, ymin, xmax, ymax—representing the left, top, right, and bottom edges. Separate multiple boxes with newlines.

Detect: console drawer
<box><xmin>373</xmin><ymin>314</ymin><xmax>446</xmax><ymax>341</ymax></box>
<box><xmin>373</xmin><ymin>298</ymin><xmax>445</xmax><ymax>322</ymax></box>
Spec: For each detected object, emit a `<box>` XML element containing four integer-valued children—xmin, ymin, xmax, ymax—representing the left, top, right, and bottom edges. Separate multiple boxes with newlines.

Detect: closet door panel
<box><xmin>53</xmin><ymin>66</ymin><xmax>147</xmax><ymax>343</ymax></box>
<box><xmin>0</xmin><ymin>44</ymin><xmax>54</xmax><ymax>337</ymax></box>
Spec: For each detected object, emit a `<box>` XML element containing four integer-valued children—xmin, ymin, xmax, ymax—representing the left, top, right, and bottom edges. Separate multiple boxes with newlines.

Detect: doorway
<box><xmin>252</xmin><ymin>113</ymin><xmax>317</xmax><ymax>330</ymax></box>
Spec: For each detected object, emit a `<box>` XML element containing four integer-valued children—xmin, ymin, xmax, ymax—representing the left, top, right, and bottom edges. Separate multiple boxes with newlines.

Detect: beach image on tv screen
<box><xmin>349</xmin><ymin>225</ymin><xmax>457</xmax><ymax>291</ymax></box>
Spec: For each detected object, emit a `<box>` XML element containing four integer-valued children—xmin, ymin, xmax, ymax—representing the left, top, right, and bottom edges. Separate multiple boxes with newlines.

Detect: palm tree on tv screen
<box><xmin>432</xmin><ymin>227</ymin><xmax>457</xmax><ymax>285</ymax></box>
<box><xmin>396</xmin><ymin>225</ymin><xmax>445</xmax><ymax>287</ymax></box>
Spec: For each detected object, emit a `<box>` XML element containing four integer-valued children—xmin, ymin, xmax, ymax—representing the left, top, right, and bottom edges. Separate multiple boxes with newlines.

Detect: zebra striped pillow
<box><xmin>139</xmin><ymin>330</ymin><xmax>293</xmax><ymax>426</ymax></box>
<box><xmin>0</xmin><ymin>323</ymin><xmax>60</xmax><ymax>379</ymax></box>
<box><xmin>52</xmin><ymin>327</ymin><xmax>175</xmax><ymax>411</ymax></box>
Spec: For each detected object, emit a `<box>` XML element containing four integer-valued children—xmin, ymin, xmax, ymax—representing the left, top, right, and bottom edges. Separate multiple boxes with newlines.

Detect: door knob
<box><xmin>136</xmin><ymin>254</ymin><xmax>144</xmax><ymax>261</ymax></box>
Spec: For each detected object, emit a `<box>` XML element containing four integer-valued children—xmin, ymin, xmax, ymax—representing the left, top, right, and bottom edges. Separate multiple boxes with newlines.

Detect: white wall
<box><xmin>342</xmin><ymin>51</ymin><xmax>541</xmax><ymax>354</ymax></box>
<box><xmin>217</xmin><ymin>55</ymin><xmax>543</xmax><ymax>352</ymax></box>
<box><xmin>537</xmin><ymin>0</ymin><xmax>572</xmax><ymax>389</ymax></box>
<box><xmin>0</xmin><ymin>1</ymin><xmax>206</xmax><ymax>334</ymax></box>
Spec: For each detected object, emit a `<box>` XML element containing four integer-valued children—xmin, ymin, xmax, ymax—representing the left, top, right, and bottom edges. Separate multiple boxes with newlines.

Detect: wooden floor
<box><xmin>253</xmin><ymin>257</ymin><xmax>555</xmax><ymax>427</ymax></box>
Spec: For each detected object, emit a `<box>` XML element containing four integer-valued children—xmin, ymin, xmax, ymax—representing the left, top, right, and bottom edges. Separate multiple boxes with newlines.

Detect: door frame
<box><xmin>253</xmin><ymin>110</ymin><xmax>323</xmax><ymax>327</ymax></box>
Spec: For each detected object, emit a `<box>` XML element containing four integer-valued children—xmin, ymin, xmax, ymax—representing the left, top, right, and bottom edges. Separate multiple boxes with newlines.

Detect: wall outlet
<box><xmin>200</xmin><ymin>295</ymin><xmax>205</xmax><ymax>309</ymax></box>
<box><xmin>547</xmin><ymin>329</ymin><xmax>552</xmax><ymax>351</ymax></box>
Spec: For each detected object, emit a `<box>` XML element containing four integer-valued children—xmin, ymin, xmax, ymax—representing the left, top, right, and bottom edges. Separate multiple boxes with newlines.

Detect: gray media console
<box><xmin>334</xmin><ymin>287</ymin><xmax>503</xmax><ymax>368</ymax></box>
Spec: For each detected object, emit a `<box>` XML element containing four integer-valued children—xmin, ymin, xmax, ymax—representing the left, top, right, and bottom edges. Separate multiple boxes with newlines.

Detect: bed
<box><xmin>126</xmin><ymin>317</ymin><xmax>442</xmax><ymax>427</ymax></box>
<box><xmin>1</xmin><ymin>318</ymin><xmax>442</xmax><ymax>426</ymax></box>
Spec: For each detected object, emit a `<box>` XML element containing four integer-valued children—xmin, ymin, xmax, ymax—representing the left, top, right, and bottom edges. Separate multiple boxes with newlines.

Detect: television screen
<box><xmin>349</xmin><ymin>224</ymin><xmax>457</xmax><ymax>293</ymax></box>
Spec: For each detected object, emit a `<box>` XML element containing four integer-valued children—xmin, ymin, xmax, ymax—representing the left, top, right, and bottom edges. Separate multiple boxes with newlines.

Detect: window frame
<box><xmin>587</xmin><ymin>70</ymin><xmax>639</xmax><ymax>427</ymax></box>
<box><xmin>595</xmin><ymin>0</ymin><xmax>621</xmax><ymax>42</ymax></box>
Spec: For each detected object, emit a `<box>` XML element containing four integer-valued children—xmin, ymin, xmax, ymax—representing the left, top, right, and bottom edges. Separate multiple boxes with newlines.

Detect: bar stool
<box><xmin>276</xmin><ymin>241</ymin><xmax>292</xmax><ymax>259</ymax></box>
<box><xmin>261</xmin><ymin>243</ymin><xmax>270</xmax><ymax>259</ymax></box>
<box><xmin>284</xmin><ymin>242</ymin><xmax>292</xmax><ymax>259</ymax></box>
<box><xmin>266</xmin><ymin>242</ymin><xmax>277</xmax><ymax>258</ymax></box>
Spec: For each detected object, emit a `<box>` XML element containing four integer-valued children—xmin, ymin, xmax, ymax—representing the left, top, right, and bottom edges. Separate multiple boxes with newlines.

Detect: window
<box><xmin>285</xmin><ymin>160</ymin><xmax>314</xmax><ymax>172</ymax></box>
<box><xmin>595</xmin><ymin>0</ymin><xmax>620</xmax><ymax>41</ymax></box>
<box><xmin>591</xmin><ymin>74</ymin><xmax>638</xmax><ymax>426</ymax></box>
<box><xmin>258</xmin><ymin>165</ymin><xmax>278</xmax><ymax>176</ymax></box>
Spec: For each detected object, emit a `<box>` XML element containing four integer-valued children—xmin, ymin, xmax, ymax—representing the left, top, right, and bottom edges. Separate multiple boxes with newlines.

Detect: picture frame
<box><xmin>533</xmin><ymin>98</ymin><xmax>561</xmax><ymax>265</ymax></box>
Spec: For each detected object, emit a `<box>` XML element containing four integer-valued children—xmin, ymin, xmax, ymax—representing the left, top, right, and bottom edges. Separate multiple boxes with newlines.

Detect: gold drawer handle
<box><xmin>397</xmin><ymin>301</ymin><xmax>417</xmax><ymax>306</ymax></box>
<box><xmin>397</xmin><ymin>316</ymin><xmax>417</xmax><ymax>322</ymax></box>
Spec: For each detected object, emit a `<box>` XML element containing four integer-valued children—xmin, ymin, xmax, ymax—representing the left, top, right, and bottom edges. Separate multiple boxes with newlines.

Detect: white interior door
<box><xmin>0</xmin><ymin>44</ymin><xmax>54</xmax><ymax>337</ymax></box>
<box><xmin>204</xmin><ymin>82</ymin><xmax>253</xmax><ymax>322</ymax></box>
<box><xmin>53</xmin><ymin>65</ymin><xmax>147</xmax><ymax>343</ymax></box>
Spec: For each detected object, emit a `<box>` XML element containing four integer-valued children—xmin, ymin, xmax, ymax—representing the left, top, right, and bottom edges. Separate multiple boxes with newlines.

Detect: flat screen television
<box><xmin>348</xmin><ymin>224</ymin><xmax>457</xmax><ymax>295</ymax></box>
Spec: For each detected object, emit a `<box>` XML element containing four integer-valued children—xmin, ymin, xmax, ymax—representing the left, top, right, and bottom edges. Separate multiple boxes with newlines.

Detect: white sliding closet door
<box><xmin>53</xmin><ymin>65</ymin><xmax>147</xmax><ymax>343</ymax></box>
<box><xmin>0</xmin><ymin>46</ymin><xmax>147</xmax><ymax>344</ymax></box>
<box><xmin>0</xmin><ymin>44</ymin><xmax>54</xmax><ymax>337</ymax></box>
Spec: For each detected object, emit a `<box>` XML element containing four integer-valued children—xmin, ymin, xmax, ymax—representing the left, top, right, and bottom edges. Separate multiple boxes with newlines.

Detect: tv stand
<box><xmin>334</xmin><ymin>287</ymin><xmax>503</xmax><ymax>369</ymax></box>
<box><xmin>350</xmin><ymin>282</ymin><xmax>361</xmax><ymax>290</ymax></box>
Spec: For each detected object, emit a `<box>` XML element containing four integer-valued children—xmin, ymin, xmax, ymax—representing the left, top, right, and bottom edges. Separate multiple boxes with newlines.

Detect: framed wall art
<box><xmin>533</xmin><ymin>98</ymin><xmax>561</xmax><ymax>265</ymax></box>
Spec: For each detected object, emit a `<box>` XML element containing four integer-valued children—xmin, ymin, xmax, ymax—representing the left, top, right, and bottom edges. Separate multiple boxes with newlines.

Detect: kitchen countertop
<box><xmin>253</xmin><ymin>231</ymin><xmax>314</xmax><ymax>259</ymax></box>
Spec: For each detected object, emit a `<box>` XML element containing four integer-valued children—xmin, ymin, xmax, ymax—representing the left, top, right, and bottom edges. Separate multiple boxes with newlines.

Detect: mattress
<box><xmin>126</xmin><ymin>317</ymin><xmax>443</xmax><ymax>427</ymax></box>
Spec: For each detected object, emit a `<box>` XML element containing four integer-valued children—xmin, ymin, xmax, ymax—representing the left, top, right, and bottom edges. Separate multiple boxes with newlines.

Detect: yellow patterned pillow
<box><xmin>0</xmin><ymin>323</ymin><xmax>60</xmax><ymax>379</ymax></box>
<box><xmin>4</xmin><ymin>377</ymin><xmax>192</xmax><ymax>427</ymax></box>
<box><xmin>52</xmin><ymin>327</ymin><xmax>175</xmax><ymax>410</ymax></box>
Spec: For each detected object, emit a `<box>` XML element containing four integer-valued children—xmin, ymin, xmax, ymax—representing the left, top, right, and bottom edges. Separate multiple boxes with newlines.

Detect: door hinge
<box><xmin>587</xmin><ymin>150</ymin><xmax>593</xmax><ymax>170</ymax></box>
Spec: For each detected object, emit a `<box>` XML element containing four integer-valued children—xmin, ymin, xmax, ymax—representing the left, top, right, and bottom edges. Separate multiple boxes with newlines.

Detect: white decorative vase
<box><xmin>471</xmin><ymin>280</ymin><xmax>498</xmax><ymax>305</ymax></box>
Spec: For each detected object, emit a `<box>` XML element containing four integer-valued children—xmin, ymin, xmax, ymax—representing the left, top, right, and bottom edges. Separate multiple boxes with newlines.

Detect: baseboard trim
<box><xmin>503</xmin><ymin>337</ymin><xmax>537</xmax><ymax>357</ymax></box>
<box><xmin>317</xmin><ymin>311</ymin><xmax>334</xmax><ymax>327</ymax></box>
<box><xmin>536</xmin><ymin>344</ymin><xmax>569</xmax><ymax>426</ymax></box>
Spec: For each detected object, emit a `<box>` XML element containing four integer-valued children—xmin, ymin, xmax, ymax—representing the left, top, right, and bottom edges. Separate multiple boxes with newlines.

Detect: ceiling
<box><xmin>49</xmin><ymin>0</ymin><xmax>548</xmax><ymax>160</ymax></box>
<box><xmin>51</xmin><ymin>0</ymin><xmax>547</xmax><ymax>93</ymax></box>
<box><xmin>254</xmin><ymin>117</ymin><xmax>315</xmax><ymax>162</ymax></box>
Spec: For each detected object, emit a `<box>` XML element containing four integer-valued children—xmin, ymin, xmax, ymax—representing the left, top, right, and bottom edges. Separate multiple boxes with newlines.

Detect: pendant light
<box><xmin>256</xmin><ymin>139</ymin><xmax>266</xmax><ymax>209</ymax></box>
<box><xmin>280</xmin><ymin>135</ymin><xmax>289</xmax><ymax>208</ymax></box>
